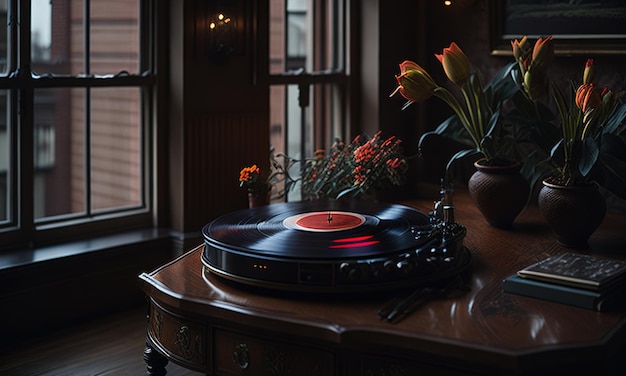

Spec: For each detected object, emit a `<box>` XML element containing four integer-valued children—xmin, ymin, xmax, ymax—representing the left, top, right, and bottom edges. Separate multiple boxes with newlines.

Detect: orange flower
<box><xmin>530</xmin><ymin>36</ymin><xmax>554</xmax><ymax>70</ymax></box>
<box><xmin>510</xmin><ymin>36</ymin><xmax>530</xmax><ymax>65</ymax></box>
<box><xmin>575</xmin><ymin>83</ymin><xmax>601</xmax><ymax>114</ymax></box>
<box><xmin>435</xmin><ymin>42</ymin><xmax>470</xmax><ymax>87</ymax></box>
<box><xmin>238</xmin><ymin>164</ymin><xmax>260</xmax><ymax>183</ymax></box>
<box><xmin>314</xmin><ymin>149</ymin><xmax>326</xmax><ymax>159</ymax></box>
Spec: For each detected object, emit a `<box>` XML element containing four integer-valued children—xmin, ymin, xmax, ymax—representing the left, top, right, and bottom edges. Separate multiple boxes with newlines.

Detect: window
<box><xmin>269</xmin><ymin>0</ymin><xmax>350</xmax><ymax>199</ymax></box>
<box><xmin>0</xmin><ymin>0</ymin><xmax>155</xmax><ymax>250</ymax></box>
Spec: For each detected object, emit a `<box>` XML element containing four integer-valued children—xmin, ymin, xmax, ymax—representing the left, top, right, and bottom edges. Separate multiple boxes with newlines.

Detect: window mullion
<box><xmin>84</xmin><ymin>0</ymin><xmax>91</xmax><ymax>215</ymax></box>
<box><xmin>18</xmin><ymin>0</ymin><xmax>35</xmax><ymax>238</ymax></box>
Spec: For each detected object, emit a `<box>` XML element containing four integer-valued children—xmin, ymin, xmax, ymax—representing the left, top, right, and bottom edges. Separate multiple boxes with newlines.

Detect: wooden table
<box><xmin>139</xmin><ymin>191</ymin><xmax>626</xmax><ymax>375</ymax></box>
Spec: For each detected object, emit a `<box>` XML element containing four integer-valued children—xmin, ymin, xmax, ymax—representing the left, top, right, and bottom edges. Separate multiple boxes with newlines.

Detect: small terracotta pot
<box><xmin>467</xmin><ymin>160</ymin><xmax>530</xmax><ymax>228</ymax></box>
<box><xmin>538</xmin><ymin>178</ymin><xmax>606</xmax><ymax>248</ymax></box>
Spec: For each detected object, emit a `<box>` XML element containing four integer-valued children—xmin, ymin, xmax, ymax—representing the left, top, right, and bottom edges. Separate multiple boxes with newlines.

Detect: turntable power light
<box><xmin>253</xmin><ymin>264</ymin><xmax>268</xmax><ymax>270</ymax></box>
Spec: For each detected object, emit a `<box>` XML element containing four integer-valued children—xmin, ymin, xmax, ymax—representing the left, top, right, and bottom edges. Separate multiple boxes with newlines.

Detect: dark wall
<box><xmin>167</xmin><ymin>0</ymin><xmax>270</xmax><ymax>250</ymax></box>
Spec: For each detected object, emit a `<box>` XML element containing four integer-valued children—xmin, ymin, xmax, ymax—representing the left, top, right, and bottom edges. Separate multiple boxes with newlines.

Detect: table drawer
<box><xmin>215</xmin><ymin>329</ymin><xmax>334</xmax><ymax>375</ymax></box>
<box><xmin>148</xmin><ymin>301</ymin><xmax>208</xmax><ymax>370</ymax></box>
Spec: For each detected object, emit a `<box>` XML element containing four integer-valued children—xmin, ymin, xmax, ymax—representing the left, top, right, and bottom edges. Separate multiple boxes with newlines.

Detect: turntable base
<box><xmin>201</xmin><ymin>200</ymin><xmax>468</xmax><ymax>292</ymax></box>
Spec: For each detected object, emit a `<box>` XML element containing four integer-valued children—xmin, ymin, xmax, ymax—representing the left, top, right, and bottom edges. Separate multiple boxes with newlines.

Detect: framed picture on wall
<box><xmin>489</xmin><ymin>0</ymin><xmax>626</xmax><ymax>55</ymax></box>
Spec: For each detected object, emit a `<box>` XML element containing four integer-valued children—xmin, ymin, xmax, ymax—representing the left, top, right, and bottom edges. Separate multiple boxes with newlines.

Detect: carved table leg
<box><xmin>144</xmin><ymin>340</ymin><xmax>168</xmax><ymax>376</ymax></box>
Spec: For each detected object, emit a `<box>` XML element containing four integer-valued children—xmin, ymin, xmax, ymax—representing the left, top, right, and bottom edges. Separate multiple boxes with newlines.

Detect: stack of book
<box><xmin>502</xmin><ymin>253</ymin><xmax>626</xmax><ymax>311</ymax></box>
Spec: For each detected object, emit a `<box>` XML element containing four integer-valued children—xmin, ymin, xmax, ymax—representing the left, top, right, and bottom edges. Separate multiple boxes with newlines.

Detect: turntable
<box><xmin>201</xmin><ymin>197</ymin><xmax>470</xmax><ymax>293</ymax></box>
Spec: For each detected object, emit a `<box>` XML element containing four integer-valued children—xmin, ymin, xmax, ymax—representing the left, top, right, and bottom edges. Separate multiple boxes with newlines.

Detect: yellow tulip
<box><xmin>523</xmin><ymin>69</ymin><xmax>548</xmax><ymax>100</ymax></box>
<box><xmin>390</xmin><ymin>60</ymin><xmax>438</xmax><ymax>103</ymax></box>
<box><xmin>582</xmin><ymin>58</ymin><xmax>596</xmax><ymax>85</ymax></box>
<box><xmin>435</xmin><ymin>42</ymin><xmax>470</xmax><ymax>87</ymax></box>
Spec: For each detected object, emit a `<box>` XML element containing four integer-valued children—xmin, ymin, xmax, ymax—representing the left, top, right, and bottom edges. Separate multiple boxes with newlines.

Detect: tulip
<box><xmin>601</xmin><ymin>86</ymin><xmax>615</xmax><ymax>107</ymax></box>
<box><xmin>575</xmin><ymin>83</ymin><xmax>601</xmax><ymax>114</ymax></box>
<box><xmin>523</xmin><ymin>69</ymin><xmax>548</xmax><ymax>100</ymax></box>
<box><xmin>390</xmin><ymin>60</ymin><xmax>438</xmax><ymax>103</ymax></box>
<box><xmin>531</xmin><ymin>36</ymin><xmax>554</xmax><ymax>70</ymax></box>
<box><xmin>582</xmin><ymin>58</ymin><xmax>595</xmax><ymax>85</ymax></box>
<box><xmin>435</xmin><ymin>42</ymin><xmax>470</xmax><ymax>87</ymax></box>
<box><xmin>511</xmin><ymin>36</ymin><xmax>530</xmax><ymax>65</ymax></box>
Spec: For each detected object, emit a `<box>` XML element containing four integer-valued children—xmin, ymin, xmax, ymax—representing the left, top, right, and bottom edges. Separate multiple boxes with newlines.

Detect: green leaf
<box><xmin>486</xmin><ymin>62</ymin><xmax>518</xmax><ymax>103</ymax></box>
<box><xmin>550</xmin><ymin>139</ymin><xmax>565</xmax><ymax>162</ymax></box>
<box><xmin>578</xmin><ymin>137</ymin><xmax>599</xmax><ymax>177</ymax></box>
<box><xmin>603</xmin><ymin>102</ymin><xmax>626</xmax><ymax>135</ymax></box>
<box><xmin>484</xmin><ymin>109</ymin><xmax>501</xmax><ymax>138</ymax></box>
<box><xmin>336</xmin><ymin>185</ymin><xmax>360</xmax><ymax>199</ymax></box>
<box><xmin>418</xmin><ymin>116</ymin><xmax>475</xmax><ymax>150</ymax></box>
<box><xmin>600</xmin><ymin>133</ymin><xmax>626</xmax><ymax>159</ymax></box>
<box><xmin>445</xmin><ymin>148</ymin><xmax>481</xmax><ymax>174</ymax></box>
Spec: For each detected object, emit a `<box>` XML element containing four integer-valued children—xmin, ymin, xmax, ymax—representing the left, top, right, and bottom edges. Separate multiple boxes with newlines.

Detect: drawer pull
<box><xmin>233</xmin><ymin>343</ymin><xmax>250</xmax><ymax>369</ymax></box>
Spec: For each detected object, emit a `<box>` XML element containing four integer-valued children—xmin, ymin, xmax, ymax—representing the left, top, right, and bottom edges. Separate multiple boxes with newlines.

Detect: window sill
<box><xmin>0</xmin><ymin>228</ymin><xmax>173</xmax><ymax>273</ymax></box>
<box><xmin>0</xmin><ymin>228</ymin><xmax>179</xmax><ymax>344</ymax></box>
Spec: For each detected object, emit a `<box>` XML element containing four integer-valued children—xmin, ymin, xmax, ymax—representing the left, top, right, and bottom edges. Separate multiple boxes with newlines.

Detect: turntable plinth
<box><xmin>139</xmin><ymin>191</ymin><xmax>626</xmax><ymax>375</ymax></box>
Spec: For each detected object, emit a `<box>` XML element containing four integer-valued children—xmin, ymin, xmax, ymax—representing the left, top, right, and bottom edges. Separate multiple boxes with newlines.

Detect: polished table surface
<box><xmin>139</xmin><ymin>191</ymin><xmax>626</xmax><ymax>375</ymax></box>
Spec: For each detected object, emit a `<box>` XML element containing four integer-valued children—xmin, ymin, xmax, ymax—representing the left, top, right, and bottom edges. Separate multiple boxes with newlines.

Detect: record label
<box><xmin>283</xmin><ymin>211</ymin><xmax>366</xmax><ymax>232</ymax></box>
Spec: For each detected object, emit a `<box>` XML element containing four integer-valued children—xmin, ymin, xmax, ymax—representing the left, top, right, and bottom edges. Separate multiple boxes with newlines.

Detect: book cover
<box><xmin>502</xmin><ymin>274</ymin><xmax>626</xmax><ymax>312</ymax></box>
<box><xmin>516</xmin><ymin>253</ymin><xmax>626</xmax><ymax>291</ymax></box>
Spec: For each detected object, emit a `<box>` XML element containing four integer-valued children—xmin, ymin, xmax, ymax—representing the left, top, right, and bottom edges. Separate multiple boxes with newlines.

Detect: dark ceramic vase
<box><xmin>467</xmin><ymin>160</ymin><xmax>530</xmax><ymax>229</ymax></box>
<box><xmin>248</xmin><ymin>192</ymin><xmax>269</xmax><ymax>208</ymax></box>
<box><xmin>538</xmin><ymin>178</ymin><xmax>606</xmax><ymax>248</ymax></box>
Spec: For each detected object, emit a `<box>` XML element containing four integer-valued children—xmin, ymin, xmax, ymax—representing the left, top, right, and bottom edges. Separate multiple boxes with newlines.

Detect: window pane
<box><xmin>31</xmin><ymin>0</ymin><xmax>51</xmax><ymax>63</ymax></box>
<box><xmin>30</xmin><ymin>0</ymin><xmax>84</xmax><ymax>75</ymax></box>
<box><xmin>287</xmin><ymin>0</ymin><xmax>307</xmax><ymax>12</ymax></box>
<box><xmin>270</xmin><ymin>0</ymin><xmax>344</xmax><ymax>74</ymax></box>
<box><xmin>90</xmin><ymin>87</ymin><xmax>142</xmax><ymax>212</ymax></box>
<box><xmin>0</xmin><ymin>0</ymin><xmax>8</xmax><ymax>74</ymax></box>
<box><xmin>34</xmin><ymin>88</ymin><xmax>86</xmax><ymax>219</ymax></box>
<box><xmin>90</xmin><ymin>0</ymin><xmax>140</xmax><ymax>75</ymax></box>
<box><xmin>0</xmin><ymin>89</ymin><xmax>8</xmax><ymax>222</ymax></box>
<box><xmin>287</xmin><ymin>13</ymin><xmax>306</xmax><ymax>59</ymax></box>
<box><xmin>269</xmin><ymin>0</ymin><xmax>286</xmax><ymax>74</ymax></box>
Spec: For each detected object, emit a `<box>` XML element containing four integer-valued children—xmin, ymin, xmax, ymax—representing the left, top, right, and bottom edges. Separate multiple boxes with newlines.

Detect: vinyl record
<box><xmin>202</xmin><ymin>200</ymin><xmax>431</xmax><ymax>260</ymax></box>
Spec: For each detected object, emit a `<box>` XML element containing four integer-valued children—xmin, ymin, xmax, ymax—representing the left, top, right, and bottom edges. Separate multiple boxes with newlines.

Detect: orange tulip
<box><xmin>575</xmin><ymin>83</ymin><xmax>601</xmax><ymax>113</ymax></box>
<box><xmin>390</xmin><ymin>60</ymin><xmax>438</xmax><ymax>103</ymax></box>
<box><xmin>511</xmin><ymin>36</ymin><xmax>530</xmax><ymax>64</ymax></box>
<box><xmin>531</xmin><ymin>36</ymin><xmax>554</xmax><ymax>69</ymax></box>
<box><xmin>435</xmin><ymin>42</ymin><xmax>470</xmax><ymax>87</ymax></box>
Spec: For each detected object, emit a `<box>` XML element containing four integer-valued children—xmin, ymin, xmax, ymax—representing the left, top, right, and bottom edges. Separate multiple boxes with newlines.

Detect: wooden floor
<box><xmin>0</xmin><ymin>304</ymin><xmax>205</xmax><ymax>376</ymax></box>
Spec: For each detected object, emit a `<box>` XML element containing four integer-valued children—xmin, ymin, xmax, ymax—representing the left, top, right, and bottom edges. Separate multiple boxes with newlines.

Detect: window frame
<box><xmin>0</xmin><ymin>0</ymin><xmax>157</xmax><ymax>251</ymax></box>
<box><xmin>268</xmin><ymin>0</ymin><xmax>353</xmax><ymax>169</ymax></box>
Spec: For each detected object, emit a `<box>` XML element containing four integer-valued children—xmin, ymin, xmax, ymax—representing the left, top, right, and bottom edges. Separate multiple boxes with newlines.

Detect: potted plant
<box><xmin>538</xmin><ymin>58</ymin><xmax>626</xmax><ymax>248</ymax></box>
<box><xmin>239</xmin><ymin>164</ymin><xmax>271</xmax><ymax>208</ymax></box>
<box><xmin>299</xmin><ymin>131</ymin><xmax>408</xmax><ymax>200</ymax></box>
<box><xmin>390</xmin><ymin>42</ymin><xmax>536</xmax><ymax>228</ymax></box>
<box><xmin>248</xmin><ymin>132</ymin><xmax>408</xmax><ymax>203</ymax></box>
